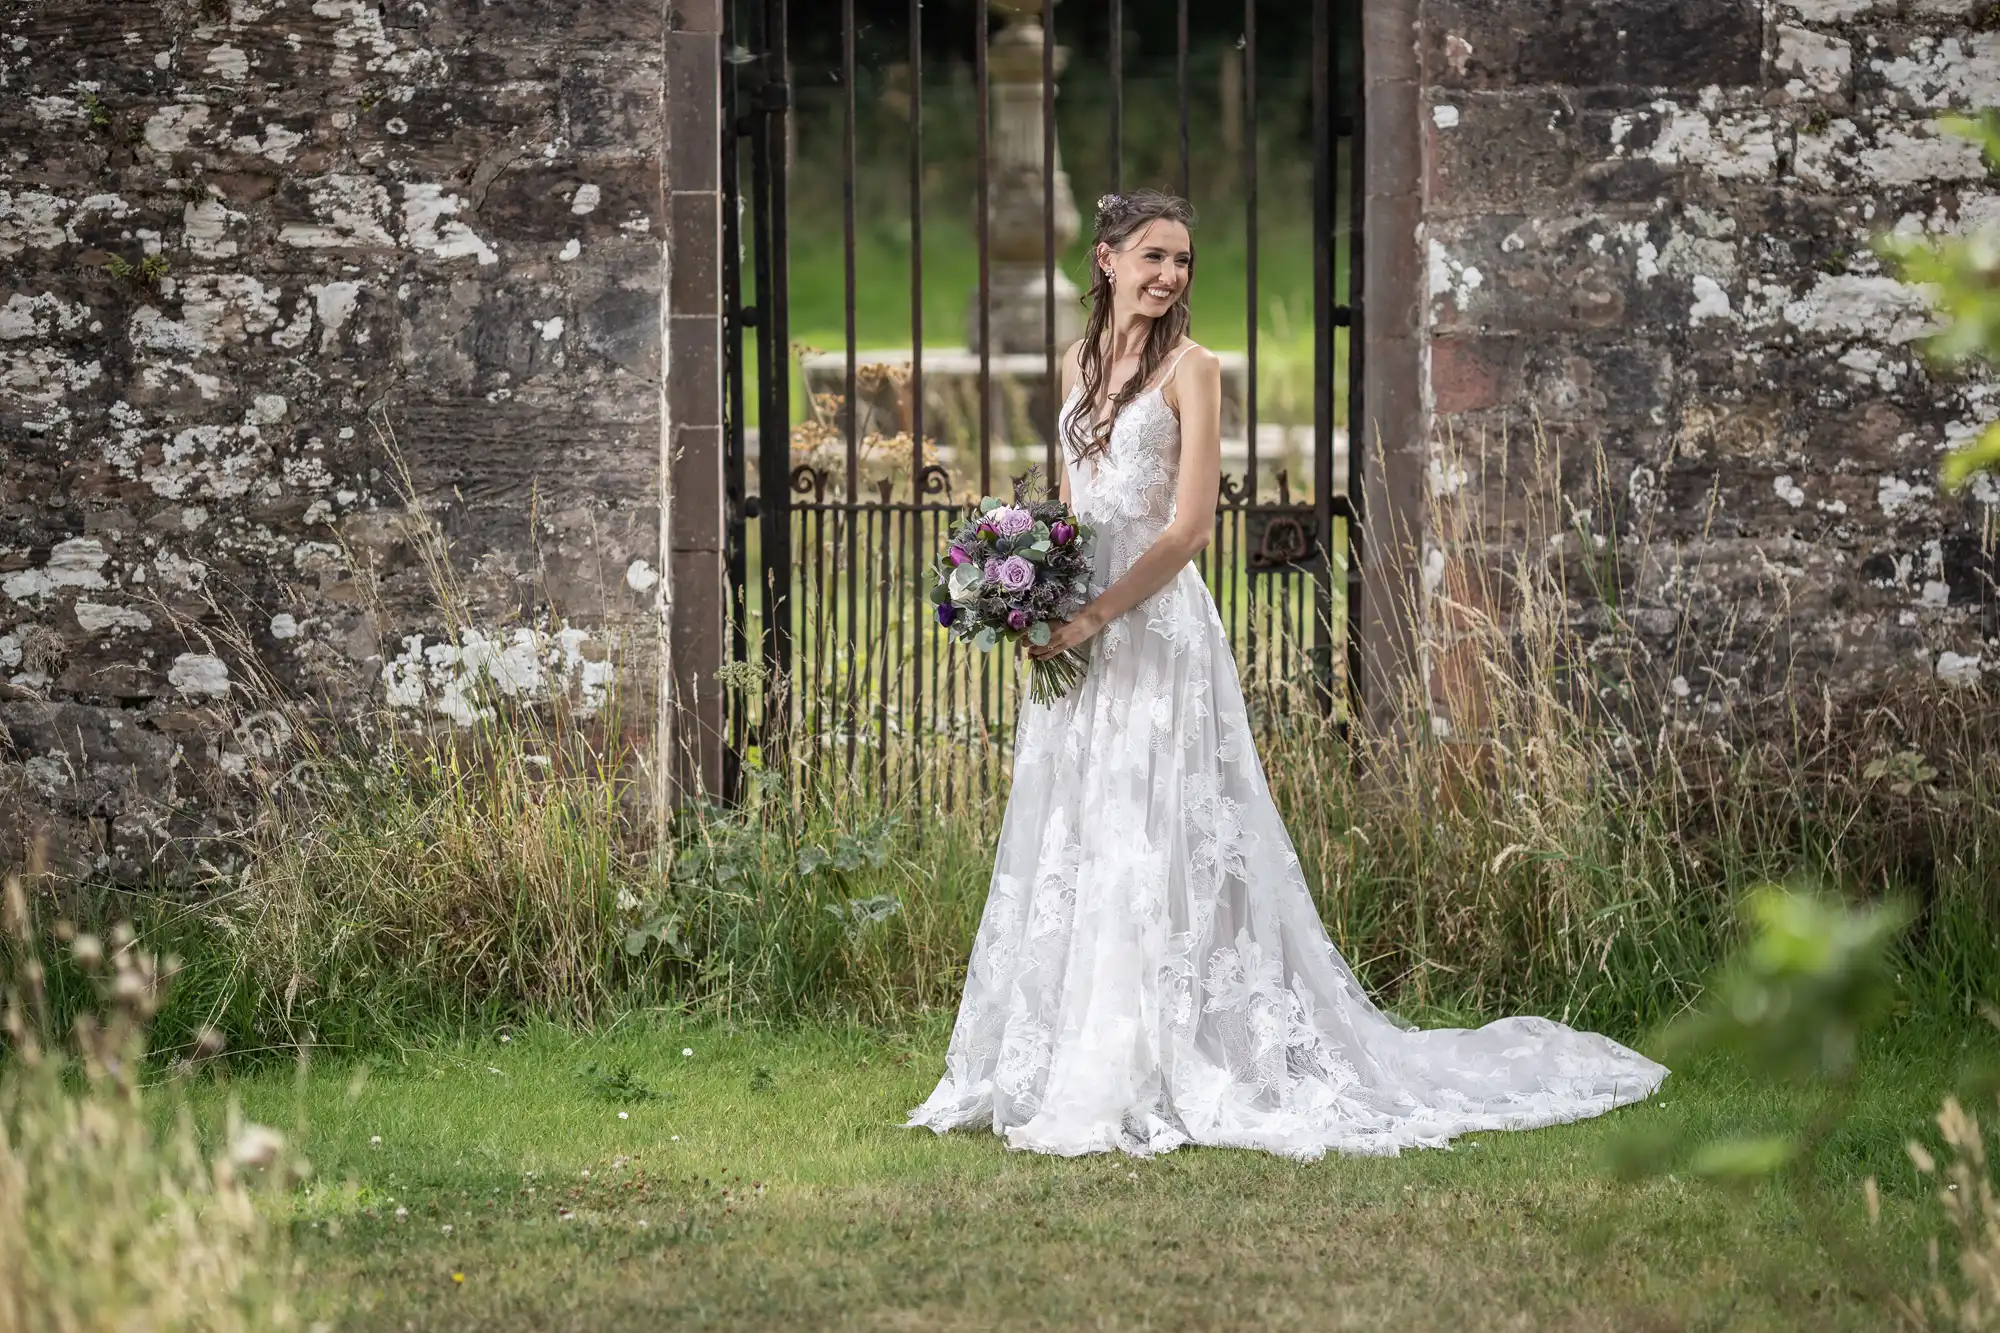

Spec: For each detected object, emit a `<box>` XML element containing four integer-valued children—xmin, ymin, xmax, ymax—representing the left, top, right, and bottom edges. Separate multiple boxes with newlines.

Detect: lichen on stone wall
<box><xmin>1420</xmin><ymin>0</ymin><xmax>2000</xmax><ymax>719</ymax></box>
<box><xmin>1</xmin><ymin>0</ymin><xmax>674</xmax><ymax>880</ymax></box>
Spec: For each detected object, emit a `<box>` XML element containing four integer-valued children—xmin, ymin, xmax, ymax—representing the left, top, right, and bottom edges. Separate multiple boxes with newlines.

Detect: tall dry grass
<box><xmin>1263</xmin><ymin>419</ymin><xmax>2000</xmax><ymax>1032</ymax></box>
<box><xmin>1</xmin><ymin>865</ymin><xmax>301</xmax><ymax>1333</ymax></box>
<box><xmin>126</xmin><ymin>420</ymin><xmax>2000</xmax><ymax>1049</ymax></box>
<box><xmin>1907</xmin><ymin>1085</ymin><xmax>2000</xmax><ymax>1328</ymax></box>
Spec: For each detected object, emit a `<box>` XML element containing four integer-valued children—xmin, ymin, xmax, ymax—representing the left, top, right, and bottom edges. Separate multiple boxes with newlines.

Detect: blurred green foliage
<box><xmin>1881</xmin><ymin>110</ymin><xmax>2000</xmax><ymax>491</ymax></box>
<box><xmin>1611</xmin><ymin>886</ymin><xmax>1912</xmax><ymax>1186</ymax></box>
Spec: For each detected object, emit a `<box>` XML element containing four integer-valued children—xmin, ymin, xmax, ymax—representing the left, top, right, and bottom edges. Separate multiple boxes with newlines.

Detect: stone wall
<box><xmin>1407</xmin><ymin>0</ymin><xmax>2000</xmax><ymax>726</ymax></box>
<box><xmin>0</xmin><ymin>0</ymin><xmax>725</xmax><ymax>879</ymax></box>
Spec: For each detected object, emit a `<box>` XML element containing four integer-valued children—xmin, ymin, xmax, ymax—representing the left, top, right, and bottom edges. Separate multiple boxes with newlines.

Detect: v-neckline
<box><xmin>1071</xmin><ymin>381</ymin><xmax>1168</xmax><ymax>437</ymax></box>
<box><xmin>1074</xmin><ymin>342</ymin><xmax>1194</xmax><ymax>432</ymax></box>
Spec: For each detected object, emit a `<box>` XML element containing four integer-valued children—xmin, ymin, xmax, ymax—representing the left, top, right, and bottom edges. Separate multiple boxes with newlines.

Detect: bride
<box><xmin>907</xmin><ymin>190</ymin><xmax>1667</xmax><ymax>1159</ymax></box>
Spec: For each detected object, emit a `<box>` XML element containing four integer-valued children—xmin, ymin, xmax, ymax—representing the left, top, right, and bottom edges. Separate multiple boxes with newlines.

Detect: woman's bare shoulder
<box><xmin>1175</xmin><ymin>342</ymin><xmax>1221</xmax><ymax>377</ymax></box>
<box><xmin>1162</xmin><ymin>341</ymin><xmax>1221</xmax><ymax>397</ymax></box>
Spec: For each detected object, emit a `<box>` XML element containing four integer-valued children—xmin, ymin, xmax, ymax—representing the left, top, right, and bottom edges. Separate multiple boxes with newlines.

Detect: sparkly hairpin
<box><xmin>1095</xmin><ymin>192</ymin><xmax>1122</xmax><ymax>216</ymax></box>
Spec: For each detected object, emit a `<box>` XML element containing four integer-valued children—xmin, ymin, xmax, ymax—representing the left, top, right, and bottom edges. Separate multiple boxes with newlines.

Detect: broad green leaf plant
<box><xmin>1881</xmin><ymin>110</ymin><xmax>2000</xmax><ymax>491</ymax></box>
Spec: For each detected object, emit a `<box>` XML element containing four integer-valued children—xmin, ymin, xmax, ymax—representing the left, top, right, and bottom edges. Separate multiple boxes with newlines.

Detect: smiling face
<box><xmin>1098</xmin><ymin>218</ymin><xmax>1194</xmax><ymax>321</ymax></box>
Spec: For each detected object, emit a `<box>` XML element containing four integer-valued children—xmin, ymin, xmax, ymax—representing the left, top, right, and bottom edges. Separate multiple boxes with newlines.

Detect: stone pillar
<box><xmin>973</xmin><ymin>0</ymin><xmax>1082</xmax><ymax>355</ymax></box>
<box><xmin>661</xmin><ymin>0</ymin><xmax>727</xmax><ymax>807</ymax></box>
<box><xmin>1357</xmin><ymin>0</ymin><xmax>1432</xmax><ymax>739</ymax></box>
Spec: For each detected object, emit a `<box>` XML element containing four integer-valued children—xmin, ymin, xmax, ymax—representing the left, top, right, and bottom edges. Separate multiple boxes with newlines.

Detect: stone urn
<box><xmin>973</xmin><ymin>0</ymin><xmax>1082</xmax><ymax>355</ymax></box>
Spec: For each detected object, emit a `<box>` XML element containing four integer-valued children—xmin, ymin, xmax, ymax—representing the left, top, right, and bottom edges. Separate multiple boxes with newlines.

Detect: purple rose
<box><xmin>984</xmin><ymin>554</ymin><xmax>1036</xmax><ymax>593</ymax></box>
<box><xmin>988</xmin><ymin>505</ymin><xmax>1035</xmax><ymax>537</ymax></box>
<box><xmin>1050</xmin><ymin>520</ymin><xmax>1075</xmax><ymax>546</ymax></box>
<box><xmin>1007</xmin><ymin>608</ymin><xmax>1030</xmax><ymax>631</ymax></box>
<box><xmin>937</xmin><ymin>602</ymin><xmax>959</xmax><ymax>627</ymax></box>
<box><xmin>947</xmin><ymin>543</ymin><xmax>970</xmax><ymax>566</ymax></box>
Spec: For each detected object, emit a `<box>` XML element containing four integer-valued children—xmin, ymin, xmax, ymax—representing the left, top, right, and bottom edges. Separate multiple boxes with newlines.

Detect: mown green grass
<box><xmin>183</xmin><ymin>1018</ymin><xmax>1995</xmax><ymax>1332</ymax></box>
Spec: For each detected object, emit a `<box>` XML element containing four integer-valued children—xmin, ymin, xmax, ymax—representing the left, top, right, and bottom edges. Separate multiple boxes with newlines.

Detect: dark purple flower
<box><xmin>1050</xmin><ymin>521</ymin><xmax>1075</xmax><ymax>546</ymax></box>
<box><xmin>937</xmin><ymin>602</ymin><xmax>959</xmax><ymax>628</ymax></box>
<box><xmin>976</xmin><ymin>524</ymin><xmax>998</xmax><ymax>541</ymax></box>
<box><xmin>1006</xmin><ymin>608</ymin><xmax>1030</xmax><ymax>631</ymax></box>
<box><xmin>947</xmin><ymin>544</ymin><xmax>970</xmax><ymax>565</ymax></box>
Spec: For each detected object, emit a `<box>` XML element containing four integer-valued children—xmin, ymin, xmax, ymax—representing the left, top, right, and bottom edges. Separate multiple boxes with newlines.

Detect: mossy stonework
<box><xmin>4</xmin><ymin>0</ymin><xmax>2000</xmax><ymax>874</ymax></box>
<box><xmin>0</xmin><ymin>1</ymin><xmax>726</xmax><ymax>876</ymax></box>
<box><xmin>1393</xmin><ymin>0</ymin><xmax>2000</xmax><ymax>735</ymax></box>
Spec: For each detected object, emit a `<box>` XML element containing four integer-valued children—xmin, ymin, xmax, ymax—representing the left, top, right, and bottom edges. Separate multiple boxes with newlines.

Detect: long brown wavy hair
<box><xmin>1064</xmin><ymin>190</ymin><xmax>1198</xmax><ymax>465</ymax></box>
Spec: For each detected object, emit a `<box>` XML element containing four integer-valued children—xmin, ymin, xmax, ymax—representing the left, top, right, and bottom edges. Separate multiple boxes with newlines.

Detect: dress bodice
<box><xmin>1058</xmin><ymin>352</ymin><xmax>1197</xmax><ymax>540</ymax></box>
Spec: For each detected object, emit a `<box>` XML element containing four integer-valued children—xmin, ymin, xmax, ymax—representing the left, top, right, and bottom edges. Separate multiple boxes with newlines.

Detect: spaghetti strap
<box><xmin>1153</xmin><ymin>341</ymin><xmax>1201</xmax><ymax>392</ymax></box>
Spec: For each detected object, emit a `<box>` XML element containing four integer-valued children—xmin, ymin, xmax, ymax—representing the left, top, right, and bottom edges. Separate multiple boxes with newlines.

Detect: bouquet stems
<box><xmin>1028</xmin><ymin>646</ymin><xmax>1091</xmax><ymax>706</ymax></box>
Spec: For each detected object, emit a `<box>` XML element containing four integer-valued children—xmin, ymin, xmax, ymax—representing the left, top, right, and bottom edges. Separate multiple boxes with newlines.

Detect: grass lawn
<box><xmin>183</xmin><ymin>1018</ymin><xmax>1993</xmax><ymax>1332</ymax></box>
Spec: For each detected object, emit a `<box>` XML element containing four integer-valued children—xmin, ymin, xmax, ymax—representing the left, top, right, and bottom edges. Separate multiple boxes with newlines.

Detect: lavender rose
<box><xmin>988</xmin><ymin>505</ymin><xmax>1035</xmax><ymax>537</ymax></box>
<box><xmin>1006</xmin><ymin>608</ymin><xmax>1030</xmax><ymax>631</ymax></box>
<box><xmin>984</xmin><ymin>554</ymin><xmax>1036</xmax><ymax>593</ymax></box>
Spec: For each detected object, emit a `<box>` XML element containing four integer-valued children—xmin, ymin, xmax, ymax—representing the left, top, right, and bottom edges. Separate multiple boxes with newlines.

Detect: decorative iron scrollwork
<box><xmin>1218</xmin><ymin>472</ymin><xmax>1249</xmax><ymax>507</ymax></box>
<box><xmin>1247</xmin><ymin>512</ymin><xmax>1323</xmax><ymax>575</ymax></box>
<box><xmin>918</xmin><ymin>463</ymin><xmax>952</xmax><ymax>498</ymax></box>
<box><xmin>789</xmin><ymin>464</ymin><xmax>828</xmax><ymax>503</ymax></box>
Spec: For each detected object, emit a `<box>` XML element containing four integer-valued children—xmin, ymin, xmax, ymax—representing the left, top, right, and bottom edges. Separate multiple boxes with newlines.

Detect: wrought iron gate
<box><xmin>720</xmin><ymin>0</ymin><xmax>1364</xmax><ymax>806</ymax></box>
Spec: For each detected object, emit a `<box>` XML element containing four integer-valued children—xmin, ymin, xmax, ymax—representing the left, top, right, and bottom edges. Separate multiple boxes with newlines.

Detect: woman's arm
<box><xmin>1030</xmin><ymin>348</ymin><xmax>1222</xmax><ymax>661</ymax></box>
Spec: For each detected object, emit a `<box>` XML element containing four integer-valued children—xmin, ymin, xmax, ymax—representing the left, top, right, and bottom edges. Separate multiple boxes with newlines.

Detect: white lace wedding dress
<box><xmin>907</xmin><ymin>345</ymin><xmax>1668</xmax><ymax>1160</ymax></box>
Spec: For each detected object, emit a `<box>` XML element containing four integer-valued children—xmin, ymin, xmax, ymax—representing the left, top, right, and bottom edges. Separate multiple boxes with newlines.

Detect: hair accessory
<box><xmin>1095</xmin><ymin>193</ymin><xmax>1122</xmax><ymax>218</ymax></box>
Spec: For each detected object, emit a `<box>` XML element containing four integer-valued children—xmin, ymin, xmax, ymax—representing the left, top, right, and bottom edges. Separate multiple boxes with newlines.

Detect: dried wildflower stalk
<box><xmin>1906</xmin><ymin>1086</ymin><xmax>2000</xmax><ymax>1327</ymax></box>
<box><xmin>0</xmin><ymin>863</ymin><xmax>302</xmax><ymax>1333</ymax></box>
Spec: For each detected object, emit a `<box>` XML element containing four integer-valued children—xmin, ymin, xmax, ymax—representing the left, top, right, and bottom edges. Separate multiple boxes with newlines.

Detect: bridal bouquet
<box><xmin>929</xmin><ymin>480</ymin><xmax>1097</xmax><ymax>705</ymax></box>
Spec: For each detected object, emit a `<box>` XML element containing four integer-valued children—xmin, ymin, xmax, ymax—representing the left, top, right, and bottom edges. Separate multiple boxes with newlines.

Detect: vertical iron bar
<box><xmin>842</xmin><ymin>0</ymin><xmax>859</xmax><ymax>778</ymax></box>
<box><xmin>943</xmin><ymin>508</ymin><xmax>956</xmax><ymax>810</ymax></box>
<box><xmin>754</xmin><ymin>0</ymin><xmax>793</xmax><ymax>761</ymax></box>
<box><xmin>1176</xmin><ymin>0</ymin><xmax>1190</xmax><ymax>200</ymax></box>
<box><xmin>771</xmin><ymin>0</ymin><xmax>794</xmax><ymax>750</ymax></box>
<box><xmin>1244</xmin><ymin>0</ymin><xmax>1258</xmax><ymax>505</ymax></box>
<box><xmin>1041</xmin><ymin>0</ymin><xmax>1058</xmax><ymax>492</ymax></box>
<box><xmin>1312</xmin><ymin>0</ymin><xmax>1336</xmax><ymax>716</ymax></box>
<box><xmin>721</xmin><ymin>0</ymin><xmax>745</xmax><ymax>802</ymax></box>
<box><xmin>909</xmin><ymin>0</ymin><xmax>926</xmax><ymax>814</ymax></box>
<box><xmin>1344</xmin><ymin>0</ymin><xmax>1368</xmax><ymax>724</ymax></box>
<box><xmin>880</xmin><ymin>504</ymin><xmax>896</xmax><ymax>800</ymax></box>
<box><xmin>977</xmin><ymin>0</ymin><xmax>992</xmax><ymax>499</ymax></box>
<box><xmin>814</xmin><ymin>501</ymin><xmax>828</xmax><ymax>774</ymax></box>
<box><xmin>1109</xmin><ymin>0</ymin><xmax>1123</xmax><ymax>195</ymax></box>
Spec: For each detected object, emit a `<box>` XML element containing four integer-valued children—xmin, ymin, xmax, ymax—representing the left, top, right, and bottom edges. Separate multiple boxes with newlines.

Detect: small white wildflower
<box><xmin>637</xmin><ymin>1219</ymin><xmax>649</xmax><ymax>1228</ymax></box>
<box><xmin>500</xmin><ymin>1034</ymin><xmax>511</xmax><ymax>1043</ymax></box>
<box><xmin>670</xmin><ymin>1135</ymin><xmax>681</xmax><ymax>1142</ymax></box>
<box><xmin>618</xmin><ymin>1111</ymin><xmax>629</xmax><ymax>1120</ymax></box>
<box><xmin>370</xmin><ymin>1135</ymin><xmax>382</xmax><ymax>1146</ymax></box>
<box><xmin>681</xmin><ymin>1047</ymin><xmax>693</xmax><ymax>1057</ymax></box>
<box><xmin>395</xmin><ymin>1206</ymin><xmax>408</xmax><ymax>1219</ymax></box>
<box><xmin>441</xmin><ymin>1224</ymin><xmax>453</xmax><ymax>1235</ymax></box>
